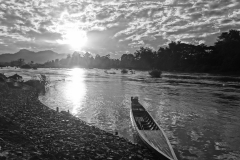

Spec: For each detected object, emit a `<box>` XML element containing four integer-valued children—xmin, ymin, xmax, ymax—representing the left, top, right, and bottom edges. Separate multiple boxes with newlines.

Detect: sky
<box><xmin>0</xmin><ymin>0</ymin><xmax>240</xmax><ymax>58</ymax></box>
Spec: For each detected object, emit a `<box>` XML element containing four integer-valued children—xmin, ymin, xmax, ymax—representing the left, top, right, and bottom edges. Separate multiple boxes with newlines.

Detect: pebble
<box><xmin>0</xmin><ymin>84</ymin><xmax>156</xmax><ymax>159</ymax></box>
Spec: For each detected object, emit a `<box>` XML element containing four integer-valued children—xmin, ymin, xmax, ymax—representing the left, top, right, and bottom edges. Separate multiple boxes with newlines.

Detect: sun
<box><xmin>66</xmin><ymin>29</ymin><xmax>87</xmax><ymax>50</ymax></box>
<box><xmin>58</xmin><ymin>28</ymin><xmax>87</xmax><ymax>51</ymax></box>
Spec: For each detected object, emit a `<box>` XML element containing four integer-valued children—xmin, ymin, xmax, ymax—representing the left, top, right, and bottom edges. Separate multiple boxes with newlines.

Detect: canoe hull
<box><xmin>130</xmin><ymin>112</ymin><xmax>171</xmax><ymax>160</ymax></box>
<box><xmin>130</xmin><ymin>97</ymin><xmax>178</xmax><ymax>160</ymax></box>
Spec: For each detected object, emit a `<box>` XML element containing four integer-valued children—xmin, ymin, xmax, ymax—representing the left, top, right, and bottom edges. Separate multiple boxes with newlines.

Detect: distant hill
<box><xmin>0</xmin><ymin>49</ymin><xmax>67</xmax><ymax>64</ymax></box>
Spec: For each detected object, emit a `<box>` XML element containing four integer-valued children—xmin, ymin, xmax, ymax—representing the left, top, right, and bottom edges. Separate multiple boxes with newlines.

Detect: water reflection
<box><xmin>36</xmin><ymin>69</ymin><xmax>240</xmax><ymax>160</ymax></box>
<box><xmin>65</xmin><ymin>68</ymin><xmax>86</xmax><ymax>115</ymax></box>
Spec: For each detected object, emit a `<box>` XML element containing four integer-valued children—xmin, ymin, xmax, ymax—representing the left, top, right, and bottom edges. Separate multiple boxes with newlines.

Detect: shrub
<box><xmin>21</xmin><ymin>64</ymin><xmax>31</xmax><ymax>69</ymax></box>
<box><xmin>121</xmin><ymin>69</ymin><xmax>128</xmax><ymax>74</ymax></box>
<box><xmin>8</xmin><ymin>74</ymin><xmax>23</xmax><ymax>81</ymax></box>
<box><xmin>24</xmin><ymin>74</ymin><xmax>50</xmax><ymax>93</ymax></box>
<box><xmin>0</xmin><ymin>73</ymin><xmax>6</xmax><ymax>81</ymax></box>
<box><xmin>149</xmin><ymin>69</ymin><xmax>162</xmax><ymax>78</ymax></box>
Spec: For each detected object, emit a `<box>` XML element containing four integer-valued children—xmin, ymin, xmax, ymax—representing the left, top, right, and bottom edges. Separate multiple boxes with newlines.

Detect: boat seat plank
<box><xmin>134</xmin><ymin>116</ymin><xmax>159</xmax><ymax>130</ymax></box>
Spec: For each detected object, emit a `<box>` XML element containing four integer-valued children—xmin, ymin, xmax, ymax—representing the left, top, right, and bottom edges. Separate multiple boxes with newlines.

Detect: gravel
<box><xmin>0</xmin><ymin>84</ymin><xmax>156</xmax><ymax>160</ymax></box>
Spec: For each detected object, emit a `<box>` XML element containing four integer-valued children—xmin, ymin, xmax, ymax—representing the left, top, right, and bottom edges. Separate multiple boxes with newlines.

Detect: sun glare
<box><xmin>66</xmin><ymin>68</ymin><xmax>86</xmax><ymax>115</ymax></box>
<box><xmin>58</xmin><ymin>29</ymin><xmax>87</xmax><ymax>51</ymax></box>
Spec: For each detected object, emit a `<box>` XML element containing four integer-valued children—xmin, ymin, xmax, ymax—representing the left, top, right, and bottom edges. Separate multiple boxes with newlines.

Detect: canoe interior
<box><xmin>131</xmin><ymin>98</ymin><xmax>177</xmax><ymax>160</ymax></box>
<box><xmin>132</xmin><ymin>105</ymin><xmax>159</xmax><ymax>131</ymax></box>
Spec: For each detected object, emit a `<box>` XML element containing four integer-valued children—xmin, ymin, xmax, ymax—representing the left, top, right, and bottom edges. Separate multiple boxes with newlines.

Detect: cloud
<box><xmin>190</xmin><ymin>12</ymin><xmax>202</xmax><ymax>20</ymax></box>
<box><xmin>0</xmin><ymin>0</ymin><xmax>239</xmax><ymax>57</ymax></box>
<box><xmin>203</xmin><ymin>9</ymin><xmax>228</xmax><ymax>17</ymax></box>
<box><xmin>208</xmin><ymin>0</ymin><xmax>235</xmax><ymax>10</ymax></box>
<box><xmin>220</xmin><ymin>19</ymin><xmax>233</xmax><ymax>24</ymax></box>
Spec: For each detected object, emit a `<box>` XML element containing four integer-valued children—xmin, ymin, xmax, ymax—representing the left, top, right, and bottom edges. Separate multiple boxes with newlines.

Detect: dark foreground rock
<box><xmin>0</xmin><ymin>87</ymin><xmax>156</xmax><ymax>160</ymax></box>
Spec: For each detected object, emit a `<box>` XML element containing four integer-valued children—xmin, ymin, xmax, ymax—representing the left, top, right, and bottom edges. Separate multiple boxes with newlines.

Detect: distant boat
<box><xmin>149</xmin><ymin>69</ymin><xmax>162</xmax><ymax>78</ymax></box>
<box><xmin>130</xmin><ymin>97</ymin><xmax>178</xmax><ymax>160</ymax></box>
<box><xmin>121</xmin><ymin>69</ymin><xmax>128</xmax><ymax>74</ymax></box>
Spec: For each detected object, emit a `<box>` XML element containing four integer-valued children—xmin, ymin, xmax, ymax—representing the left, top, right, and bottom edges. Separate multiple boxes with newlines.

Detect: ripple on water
<box><xmin>2</xmin><ymin>68</ymin><xmax>239</xmax><ymax>160</ymax></box>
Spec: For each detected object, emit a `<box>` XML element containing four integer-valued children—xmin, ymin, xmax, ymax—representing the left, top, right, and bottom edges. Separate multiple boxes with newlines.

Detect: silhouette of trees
<box><xmin>18</xmin><ymin>58</ymin><xmax>25</xmax><ymax>66</ymax></box>
<box><xmin>9</xmin><ymin>58</ymin><xmax>25</xmax><ymax>67</ymax></box>
<box><xmin>120</xmin><ymin>54</ymin><xmax>135</xmax><ymax>68</ymax></box>
<box><xmin>134</xmin><ymin>47</ymin><xmax>156</xmax><ymax>69</ymax></box>
<box><xmin>83</xmin><ymin>52</ymin><xmax>93</xmax><ymax>67</ymax></box>
<box><xmin>38</xmin><ymin>29</ymin><xmax>239</xmax><ymax>73</ymax></box>
<box><xmin>214</xmin><ymin>29</ymin><xmax>240</xmax><ymax>71</ymax></box>
<box><xmin>42</xmin><ymin>52</ymin><xmax>120</xmax><ymax>69</ymax></box>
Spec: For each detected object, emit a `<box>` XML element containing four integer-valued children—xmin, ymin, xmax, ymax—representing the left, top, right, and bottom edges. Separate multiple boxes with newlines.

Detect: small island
<box><xmin>149</xmin><ymin>69</ymin><xmax>162</xmax><ymax>78</ymax></box>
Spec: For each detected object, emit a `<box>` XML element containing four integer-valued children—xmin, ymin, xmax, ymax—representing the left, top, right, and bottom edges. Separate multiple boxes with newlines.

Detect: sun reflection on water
<box><xmin>65</xmin><ymin>68</ymin><xmax>86</xmax><ymax>115</ymax></box>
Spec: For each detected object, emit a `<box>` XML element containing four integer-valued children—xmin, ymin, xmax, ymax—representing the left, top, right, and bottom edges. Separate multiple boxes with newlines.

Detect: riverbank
<box><xmin>0</xmin><ymin>85</ymin><xmax>156</xmax><ymax>159</ymax></box>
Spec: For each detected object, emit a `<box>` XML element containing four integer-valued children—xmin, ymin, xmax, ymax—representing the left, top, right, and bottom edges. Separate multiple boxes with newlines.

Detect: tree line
<box><xmin>119</xmin><ymin>29</ymin><xmax>240</xmax><ymax>73</ymax></box>
<box><xmin>2</xmin><ymin>29</ymin><xmax>240</xmax><ymax>73</ymax></box>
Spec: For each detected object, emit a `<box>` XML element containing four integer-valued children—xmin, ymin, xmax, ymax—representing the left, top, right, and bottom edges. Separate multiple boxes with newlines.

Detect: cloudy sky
<box><xmin>0</xmin><ymin>0</ymin><xmax>240</xmax><ymax>58</ymax></box>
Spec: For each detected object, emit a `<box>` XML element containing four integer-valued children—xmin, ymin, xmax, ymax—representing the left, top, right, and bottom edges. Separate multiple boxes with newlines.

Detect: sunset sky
<box><xmin>0</xmin><ymin>0</ymin><xmax>240</xmax><ymax>58</ymax></box>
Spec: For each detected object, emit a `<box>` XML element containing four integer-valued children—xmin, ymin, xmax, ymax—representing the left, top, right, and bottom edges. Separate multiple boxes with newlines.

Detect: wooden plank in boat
<box><xmin>140</xmin><ymin>130</ymin><xmax>174</xmax><ymax>159</ymax></box>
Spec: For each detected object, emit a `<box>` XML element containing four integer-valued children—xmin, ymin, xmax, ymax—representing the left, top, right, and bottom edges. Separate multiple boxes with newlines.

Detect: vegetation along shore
<box><xmin>0</xmin><ymin>30</ymin><xmax>240</xmax><ymax>75</ymax></box>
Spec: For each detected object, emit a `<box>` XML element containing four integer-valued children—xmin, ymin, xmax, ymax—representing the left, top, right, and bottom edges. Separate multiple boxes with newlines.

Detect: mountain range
<box><xmin>0</xmin><ymin>49</ymin><xmax>67</xmax><ymax>64</ymax></box>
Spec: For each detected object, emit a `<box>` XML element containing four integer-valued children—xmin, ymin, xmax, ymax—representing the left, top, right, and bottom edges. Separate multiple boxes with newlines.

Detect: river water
<box><xmin>1</xmin><ymin>68</ymin><xmax>240</xmax><ymax>160</ymax></box>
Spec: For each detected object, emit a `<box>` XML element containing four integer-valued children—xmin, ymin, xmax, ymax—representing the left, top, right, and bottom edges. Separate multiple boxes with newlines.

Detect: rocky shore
<box><xmin>0</xmin><ymin>84</ymin><xmax>156</xmax><ymax>159</ymax></box>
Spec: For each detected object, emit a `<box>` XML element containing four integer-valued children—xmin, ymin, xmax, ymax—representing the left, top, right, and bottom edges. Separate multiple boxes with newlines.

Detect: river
<box><xmin>1</xmin><ymin>67</ymin><xmax>240</xmax><ymax>160</ymax></box>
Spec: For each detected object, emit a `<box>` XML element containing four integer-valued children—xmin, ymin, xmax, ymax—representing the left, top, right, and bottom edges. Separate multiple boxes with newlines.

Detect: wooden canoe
<box><xmin>130</xmin><ymin>97</ymin><xmax>178</xmax><ymax>160</ymax></box>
